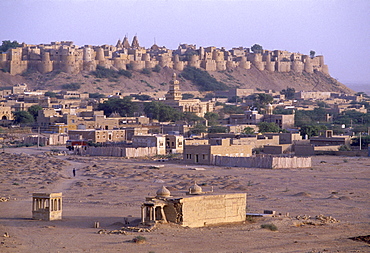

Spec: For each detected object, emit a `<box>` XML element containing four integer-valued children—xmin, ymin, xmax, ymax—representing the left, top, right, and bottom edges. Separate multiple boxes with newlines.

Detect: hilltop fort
<box><xmin>0</xmin><ymin>36</ymin><xmax>328</xmax><ymax>75</ymax></box>
<box><xmin>0</xmin><ymin>37</ymin><xmax>353</xmax><ymax>95</ymax></box>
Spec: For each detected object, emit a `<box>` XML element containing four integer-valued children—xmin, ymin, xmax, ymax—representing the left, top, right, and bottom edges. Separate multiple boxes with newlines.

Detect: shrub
<box><xmin>126</xmin><ymin>63</ymin><xmax>133</xmax><ymax>70</ymax></box>
<box><xmin>141</xmin><ymin>68</ymin><xmax>152</xmax><ymax>76</ymax></box>
<box><xmin>132</xmin><ymin>236</ymin><xmax>146</xmax><ymax>244</ymax></box>
<box><xmin>246</xmin><ymin>215</ymin><xmax>256</xmax><ymax>223</ymax></box>
<box><xmin>338</xmin><ymin>145</ymin><xmax>351</xmax><ymax>151</ymax></box>
<box><xmin>182</xmin><ymin>93</ymin><xmax>194</xmax><ymax>99</ymax></box>
<box><xmin>89</xmin><ymin>93</ymin><xmax>105</xmax><ymax>98</ymax></box>
<box><xmin>44</xmin><ymin>91</ymin><xmax>57</xmax><ymax>98</ymax></box>
<box><xmin>61</xmin><ymin>83</ymin><xmax>81</xmax><ymax>90</ymax></box>
<box><xmin>118</xmin><ymin>69</ymin><xmax>132</xmax><ymax>78</ymax></box>
<box><xmin>181</xmin><ymin>66</ymin><xmax>228</xmax><ymax>91</ymax></box>
<box><xmin>261</xmin><ymin>223</ymin><xmax>278</xmax><ymax>231</ymax></box>
<box><xmin>91</xmin><ymin>65</ymin><xmax>118</xmax><ymax>79</ymax></box>
<box><xmin>153</xmin><ymin>64</ymin><xmax>161</xmax><ymax>73</ymax></box>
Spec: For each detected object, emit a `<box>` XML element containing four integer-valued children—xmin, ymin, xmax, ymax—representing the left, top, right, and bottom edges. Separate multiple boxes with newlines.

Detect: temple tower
<box><xmin>122</xmin><ymin>36</ymin><xmax>130</xmax><ymax>49</ymax></box>
<box><xmin>132</xmin><ymin>36</ymin><xmax>140</xmax><ymax>48</ymax></box>
<box><xmin>165</xmin><ymin>73</ymin><xmax>182</xmax><ymax>101</ymax></box>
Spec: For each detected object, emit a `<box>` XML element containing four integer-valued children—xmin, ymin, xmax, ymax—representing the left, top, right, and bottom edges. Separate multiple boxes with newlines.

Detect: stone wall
<box><xmin>213</xmin><ymin>155</ymin><xmax>311</xmax><ymax>169</ymax></box>
<box><xmin>1</xmin><ymin>39</ymin><xmax>329</xmax><ymax>76</ymax></box>
<box><xmin>82</xmin><ymin>146</ymin><xmax>157</xmax><ymax>157</ymax></box>
<box><xmin>181</xmin><ymin>193</ymin><xmax>246</xmax><ymax>228</ymax></box>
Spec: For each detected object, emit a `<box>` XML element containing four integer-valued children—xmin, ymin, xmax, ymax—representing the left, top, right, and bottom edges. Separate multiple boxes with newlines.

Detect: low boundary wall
<box><xmin>81</xmin><ymin>146</ymin><xmax>157</xmax><ymax>158</ymax></box>
<box><xmin>214</xmin><ymin>155</ymin><xmax>311</xmax><ymax>169</ymax></box>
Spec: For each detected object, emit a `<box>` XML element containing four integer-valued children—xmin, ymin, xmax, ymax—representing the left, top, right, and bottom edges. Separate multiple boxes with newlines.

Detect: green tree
<box><xmin>294</xmin><ymin>107</ymin><xmax>328</xmax><ymax>127</ymax></box>
<box><xmin>190</xmin><ymin>124</ymin><xmax>207</xmax><ymax>135</ymax></box>
<box><xmin>281</xmin><ymin>87</ymin><xmax>295</xmax><ymax>100</ymax></box>
<box><xmin>27</xmin><ymin>105</ymin><xmax>42</xmax><ymax>121</ymax></box>
<box><xmin>182</xmin><ymin>93</ymin><xmax>194</xmax><ymax>100</ymax></box>
<box><xmin>352</xmin><ymin>135</ymin><xmax>370</xmax><ymax>149</ymax></box>
<box><xmin>208</xmin><ymin>126</ymin><xmax>228</xmax><ymax>133</ymax></box>
<box><xmin>144</xmin><ymin>101</ymin><xmax>182</xmax><ymax>122</ymax></box>
<box><xmin>228</xmin><ymin>96</ymin><xmax>242</xmax><ymax>103</ymax></box>
<box><xmin>316</xmin><ymin>101</ymin><xmax>329</xmax><ymax>108</ymax></box>
<box><xmin>183</xmin><ymin>112</ymin><xmax>203</xmax><ymax>124</ymax></box>
<box><xmin>251</xmin><ymin>44</ymin><xmax>263</xmax><ymax>53</ymax></box>
<box><xmin>333</xmin><ymin>110</ymin><xmax>370</xmax><ymax>125</ymax></box>
<box><xmin>132</xmin><ymin>94</ymin><xmax>152</xmax><ymax>101</ymax></box>
<box><xmin>243</xmin><ymin>126</ymin><xmax>255</xmax><ymax>135</ymax></box>
<box><xmin>0</xmin><ymin>40</ymin><xmax>21</xmax><ymax>52</ymax></box>
<box><xmin>300</xmin><ymin>125</ymin><xmax>327</xmax><ymax>138</ymax></box>
<box><xmin>12</xmin><ymin>111</ymin><xmax>34</xmax><ymax>124</ymax></box>
<box><xmin>310</xmin><ymin>50</ymin><xmax>316</xmax><ymax>59</ymax></box>
<box><xmin>222</xmin><ymin>104</ymin><xmax>244</xmax><ymax>114</ymax></box>
<box><xmin>97</xmin><ymin>97</ymin><xmax>138</xmax><ymax>117</ymax></box>
<box><xmin>251</xmin><ymin>93</ymin><xmax>273</xmax><ymax>111</ymax></box>
<box><xmin>44</xmin><ymin>91</ymin><xmax>58</xmax><ymax>98</ymax></box>
<box><xmin>204</xmin><ymin>112</ymin><xmax>219</xmax><ymax>126</ymax></box>
<box><xmin>273</xmin><ymin>106</ymin><xmax>294</xmax><ymax>115</ymax></box>
<box><xmin>89</xmin><ymin>93</ymin><xmax>105</xmax><ymax>98</ymax></box>
<box><xmin>258</xmin><ymin>122</ymin><xmax>281</xmax><ymax>133</ymax></box>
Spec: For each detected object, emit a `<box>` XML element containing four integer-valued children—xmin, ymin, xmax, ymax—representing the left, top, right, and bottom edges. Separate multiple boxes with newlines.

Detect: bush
<box><xmin>118</xmin><ymin>69</ymin><xmax>132</xmax><ymax>78</ymax></box>
<box><xmin>126</xmin><ymin>63</ymin><xmax>133</xmax><ymax>70</ymax></box>
<box><xmin>182</xmin><ymin>93</ymin><xmax>194</xmax><ymax>100</ymax></box>
<box><xmin>91</xmin><ymin>65</ymin><xmax>118</xmax><ymax>79</ymax></box>
<box><xmin>91</xmin><ymin>65</ymin><xmax>132</xmax><ymax>79</ymax></box>
<box><xmin>338</xmin><ymin>145</ymin><xmax>351</xmax><ymax>151</ymax></box>
<box><xmin>208</xmin><ymin>126</ymin><xmax>228</xmax><ymax>133</ymax></box>
<box><xmin>44</xmin><ymin>91</ymin><xmax>57</xmax><ymax>97</ymax></box>
<box><xmin>153</xmin><ymin>64</ymin><xmax>161</xmax><ymax>73</ymax></box>
<box><xmin>61</xmin><ymin>83</ymin><xmax>81</xmax><ymax>90</ymax></box>
<box><xmin>181</xmin><ymin>66</ymin><xmax>228</xmax><ymax>91</ymax></box>
<box><xmin>89</xmin><ymin>93</ymin><xmax>105</xmax><ymax>98</ymax></box>
<box><xmin>141</xmin><ymin>68</ymin><xmax>152</xmax><ymax>76</ymax></box>
<box><xmin>261</xmin><ymin>223</ymin><xmax>278</xmax><ymax>231</ymax></box>
<box><xmin>132</xmin><ymin>236</ymin><xmax>146</xmax><ymax>244</ymax></box>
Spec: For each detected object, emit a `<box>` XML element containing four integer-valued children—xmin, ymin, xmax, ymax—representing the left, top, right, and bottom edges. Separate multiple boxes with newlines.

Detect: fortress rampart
<box><xmin>0</xmin><ymin>36</ymin><xmax>329</xmax><ymax>76</ymax></box>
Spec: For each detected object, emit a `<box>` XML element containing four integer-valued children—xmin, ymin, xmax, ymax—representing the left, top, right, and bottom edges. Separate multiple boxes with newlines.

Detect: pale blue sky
<box><xmin>1</xmin><ymin>0</ymin><xmax>369</xmax><ymax>87</ymax></box>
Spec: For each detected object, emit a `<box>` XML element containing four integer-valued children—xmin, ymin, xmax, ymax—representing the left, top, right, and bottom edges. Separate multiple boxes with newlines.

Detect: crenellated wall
<box><xmin>1</xmin><ymin>37</ymin><xmax>330</xmax><ymax>76</ymax></box>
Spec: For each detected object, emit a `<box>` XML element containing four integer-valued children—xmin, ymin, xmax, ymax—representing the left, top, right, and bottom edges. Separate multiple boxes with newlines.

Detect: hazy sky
<box><xmin>2</xmin><ymin>0</ymin><xmax>369</xmax><ymax>86</ymax></box>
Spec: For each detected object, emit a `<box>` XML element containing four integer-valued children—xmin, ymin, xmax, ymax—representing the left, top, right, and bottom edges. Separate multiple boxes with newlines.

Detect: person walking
<box><xmin>73</xmin><ymin>168</ymin><xmax>76</xmax><ymax>177</ymax></box>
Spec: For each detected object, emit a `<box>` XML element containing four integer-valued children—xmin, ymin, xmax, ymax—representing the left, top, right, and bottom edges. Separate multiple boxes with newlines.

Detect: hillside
<box><xmin>0</xmin><ymin>66</ymin><xmax>354</xmax><ymax>95</ymax></box>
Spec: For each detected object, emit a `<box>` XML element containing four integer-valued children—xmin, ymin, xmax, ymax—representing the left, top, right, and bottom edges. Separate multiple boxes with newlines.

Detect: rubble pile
<box><xmin>0</xmin><ymin>197</ymin><xmax>9</xmax><ymax>202</ymax></box>
<box><xmin>295</xmin><ymin>214</ymin><xmax>339</xmax><ymax>226</ymax></box>
<box><xmin>97</xmin><ymin>226</ymin><xmax>155</xmax><ymax>235</ymax></box>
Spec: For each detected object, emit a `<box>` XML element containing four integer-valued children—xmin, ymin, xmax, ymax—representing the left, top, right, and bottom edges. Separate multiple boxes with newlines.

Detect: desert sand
<box><xmin>0</xmin><ymin>146</ymin><xmax>369</xmax><ymax>252</ymax></box>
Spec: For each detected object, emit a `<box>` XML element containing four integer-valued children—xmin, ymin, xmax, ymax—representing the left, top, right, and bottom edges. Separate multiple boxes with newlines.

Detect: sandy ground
<box><xmin>0</xmin><ymin>146</ymin><xmax>369</xmax><ymax>252</ymax></box>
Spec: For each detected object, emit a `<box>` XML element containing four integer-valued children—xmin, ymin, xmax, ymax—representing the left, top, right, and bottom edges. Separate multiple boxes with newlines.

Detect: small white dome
<box><xmin>156</xmin><ymin>186</ymin><xmax>171</xmax><ymax>198</ymax></box>
<box><xmin>189</xmin><ymin>183</ymin><xmax>202</xmax><ymax>195</ymax></box>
